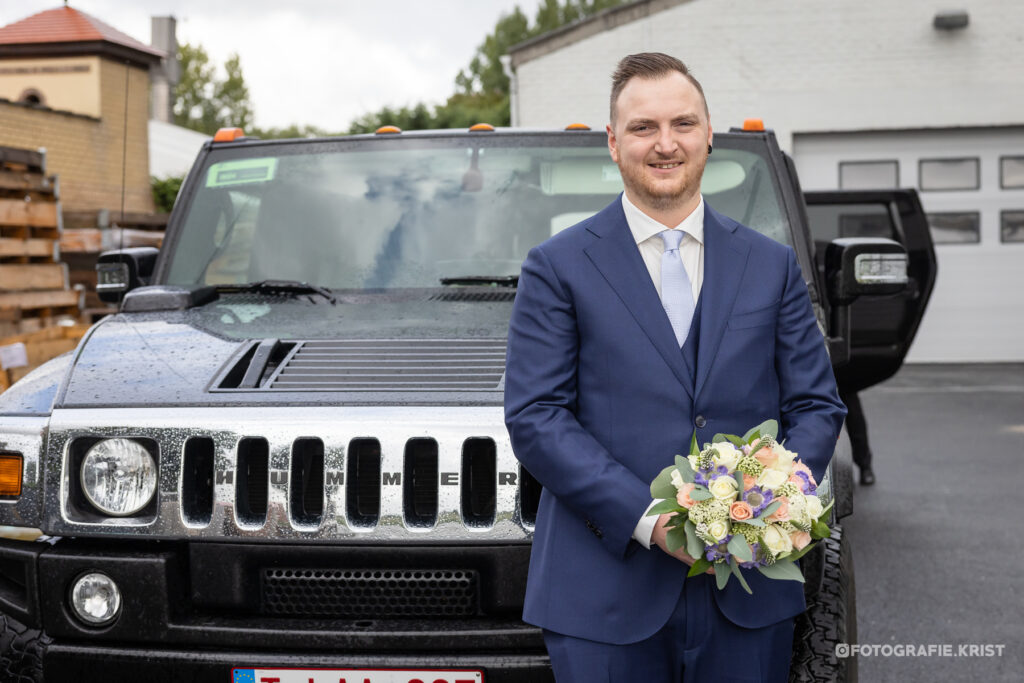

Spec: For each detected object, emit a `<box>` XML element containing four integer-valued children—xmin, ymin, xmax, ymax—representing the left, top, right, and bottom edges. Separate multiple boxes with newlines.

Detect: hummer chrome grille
<box><xmin>44</xmin><ymin>407</ymin><xmax>539</xmax><ymax>542</ymax></box>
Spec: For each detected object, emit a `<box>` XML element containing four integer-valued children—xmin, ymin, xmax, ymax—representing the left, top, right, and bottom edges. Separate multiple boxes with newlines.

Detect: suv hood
<box><xmin>58</xmin><ymin>295</ymin><xmax>511</xmax><ymax>408</ymax></box>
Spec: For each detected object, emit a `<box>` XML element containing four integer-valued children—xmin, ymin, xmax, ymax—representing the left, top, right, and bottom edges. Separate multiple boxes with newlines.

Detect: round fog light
<box><xmin>70</xmin><ymin>572</ymin><xmax>121</xmax><ymax>625</ymax></box>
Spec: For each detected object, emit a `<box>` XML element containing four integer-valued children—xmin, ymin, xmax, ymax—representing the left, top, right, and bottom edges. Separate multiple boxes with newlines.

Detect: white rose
<box><xmin>670</xmin><ymin>468</ymin><xmax>685</xmax><ymax>491</ymax></box>
<box><xmin>707</xmin><ymin>520</ymin><xmax>730</xmax><ymax>542</ymax></box>
<box><xmin>710</xmin><ymin>442</ymin><xmax>741</xmax><ymax>472</ymax></box>
<box><xmin>806</xmin><ymin>495</ymin><xmax>824</xmax><ymax>519</ymax></box>
<box><xmin>757</xmin><ymin>467</ymin><xmax>788</xmax><ymax>490</ymax></box>
<box><xmin>769</xmin><ymin>444</ymin><xmax>798</xmax><ymax>473</ymax></box>
<box><xmin>708</xmin><ymin>476</ymin><xmax>738</xmax><ymax>502</ymax></box>
<box><xmin>762</xmin><ymin>524</ymin><xmax>794</xmax><ymax>556</ymax></box>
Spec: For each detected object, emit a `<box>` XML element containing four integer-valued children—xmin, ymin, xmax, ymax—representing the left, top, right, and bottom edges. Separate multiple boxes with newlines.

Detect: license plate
<box><xmin>231</xmin><ymin>669</ymin><xmax>483</xmax><ymax>683</ymax></box>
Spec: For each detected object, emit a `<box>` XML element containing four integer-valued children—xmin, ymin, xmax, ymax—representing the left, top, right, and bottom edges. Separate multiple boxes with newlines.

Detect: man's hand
<box><xmin>651</xmin><ymin>513</ymin><xmax>714</xmax><ymax>574</ymax></box>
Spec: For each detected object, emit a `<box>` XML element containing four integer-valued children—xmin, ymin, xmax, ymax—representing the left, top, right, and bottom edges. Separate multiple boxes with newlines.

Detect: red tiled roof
<box><xmin>0</xmin><ymin>6</ymin><xmax>163</xmax><ymax>58</ymax></box>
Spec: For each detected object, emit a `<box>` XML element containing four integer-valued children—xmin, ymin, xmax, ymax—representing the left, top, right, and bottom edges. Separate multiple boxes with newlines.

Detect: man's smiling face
<box><xmin>607</xmin><ymin>71</ymin><xmax>712</xmax><ymax>219</ymax></box>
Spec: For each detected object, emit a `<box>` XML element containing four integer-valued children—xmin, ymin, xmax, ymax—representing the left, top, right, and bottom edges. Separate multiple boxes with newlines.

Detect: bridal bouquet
<box><xmin>647</xmin><ymin>420</ymin><xmax>832</xmax><ymax>594</ymax></box>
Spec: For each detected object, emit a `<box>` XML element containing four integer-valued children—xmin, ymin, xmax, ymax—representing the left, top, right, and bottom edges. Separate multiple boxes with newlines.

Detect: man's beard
<box><xmin>619</xmin><ymin>156</ymin><xmax>707</xmax><ymax>212</ymax></box>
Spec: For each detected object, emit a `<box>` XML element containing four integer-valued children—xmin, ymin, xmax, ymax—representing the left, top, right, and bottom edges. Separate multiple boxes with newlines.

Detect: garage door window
<box><xmin>1000</xmin><ymin>157</ymin><xmax>1024</xmax><ymax>189</ymax></box>
<box><xmin>1001</xmin><ymin>211</ymin><xmax>1024</xmax><ymax>243</ymax></box>
<box><xmin>926</xmin><ymin>212</ymin><xmax>980</xmax><ymax>244</ymax></box>
<box><xmin>919</xmin><ymin>158</ymin><xmax>979</xmax><ymax>191</ymax></box>
<box><xmin>839</xmin><ymin>160</ymin><xmax>898</xmax><ymax>190</ymax></box>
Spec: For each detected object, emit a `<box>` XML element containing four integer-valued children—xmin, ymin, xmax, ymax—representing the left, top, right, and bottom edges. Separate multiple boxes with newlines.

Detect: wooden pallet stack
<box><xmin>0</xmin><ymin>145</ymin><xmax>84</xmax><ymax>388</ymax></box>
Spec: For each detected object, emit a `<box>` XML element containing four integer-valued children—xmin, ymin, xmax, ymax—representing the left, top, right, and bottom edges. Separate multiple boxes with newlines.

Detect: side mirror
<box><xmin>96</xmin><ymin>247</ymin><xmax>160</xmax><ymax>303</ymax></box>
<box><xmin>825</xmin><ymin>238</ymin><xmax>908</xmax><ymax>306</ymax></box>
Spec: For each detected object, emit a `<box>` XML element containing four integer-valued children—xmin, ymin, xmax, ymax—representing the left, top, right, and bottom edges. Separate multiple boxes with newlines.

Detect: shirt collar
<box><xmin>621</xmin><ymin>192</ymin><xmax>705</xmax><ymax>246</ymax></box>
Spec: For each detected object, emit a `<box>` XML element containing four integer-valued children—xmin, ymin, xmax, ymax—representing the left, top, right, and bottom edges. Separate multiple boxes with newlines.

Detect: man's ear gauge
<box><xmin>708</xmin><ymin>144</ymin><xmax>713</xmax><ymax>155</ymax></box>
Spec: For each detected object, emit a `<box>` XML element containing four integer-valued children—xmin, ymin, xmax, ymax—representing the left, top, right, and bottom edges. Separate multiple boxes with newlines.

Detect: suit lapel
<box><xmin>583</xmin><ymin>199</ymin><xmax>694</xmax><ymax>398</ymax></box>
<box><xmin>695</xmin><ymin>206</ymin><xmax>751</xmax><ymax>398</ymax></box>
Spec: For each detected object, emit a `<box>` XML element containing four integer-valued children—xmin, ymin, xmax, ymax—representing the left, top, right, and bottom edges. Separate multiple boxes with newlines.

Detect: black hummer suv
<box><xmin>0</xmin><ymin>124</ymin><xmax>935</xmax><ymax>682</ymax></box>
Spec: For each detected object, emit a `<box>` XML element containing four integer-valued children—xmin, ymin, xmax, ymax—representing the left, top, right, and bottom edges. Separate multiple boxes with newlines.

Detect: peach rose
<box><xmin>787</xmin><ymin>474</ymin><xmax>805</xmax><ymax>488</ymax></box>
<box><xmin>676</xmin><ymin>482</ymin><xmax>697</xmax><ymax>509</ymax></box>
<box><xmin>729</xmin><ymin>501</ymin><xmax>753</xmax><ymax>521</ymax></box>
<box><xmin>790</xmin><ymin>530</ymin><xmax>812</xmax><ymax>551</ymax></box>
<box><xmin>753</xmin><ymin>445</ymin><xmax>778</xmax><ymax>469</ymax></box>
<box><xmin>743</xmin><ymin>473</ymin><xmax>757</xmax><ymax>491</ymax></box>
<box><xmin>766</xmin><ymin>496</ymin><xmax>790</xmax><ymax>522</ymax></box>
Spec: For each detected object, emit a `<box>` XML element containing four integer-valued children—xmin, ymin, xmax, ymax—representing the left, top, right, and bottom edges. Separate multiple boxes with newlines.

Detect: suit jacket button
<box><xmin>695</xmin><ymin>415</ymin><xmax>707</xmax><ymax>428</ymax></box>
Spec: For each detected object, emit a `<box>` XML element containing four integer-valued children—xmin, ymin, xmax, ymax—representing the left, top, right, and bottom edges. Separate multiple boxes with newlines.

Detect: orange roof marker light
<box><xmin>565</xmin><ymin>123</ymin><xmax>591</xmax><ymax>131</ymax></box>
<box><xmin>213</xmin><ymin>127</ymin><xmax>246</xmax><ymax>142</ymax></box>
<box><xmin>0</xmin><ymin>453</ymin><xmax>22</xmax><ymax>496</ymax></box>
<box><xmin>742</xmin><ymin>118</ymin><xmax>765</xmax><ymax>132</ymax></box>
<box><xmin>375</xmin><ymin>126</ymin><xmax>402</xmax><ymax>134</ymax></box>
<box><xmin>469</xmin><ymin>123</ymin><xmax>495</xmax><ymax>132</ymax></box>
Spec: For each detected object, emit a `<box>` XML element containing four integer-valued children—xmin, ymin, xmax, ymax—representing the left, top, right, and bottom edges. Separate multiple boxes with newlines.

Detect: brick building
<box><xmin>507</xmin><ymin>0</ymin><xmax>1024</xmax><ymax>362</ymax></box>
<box><xmin>0</xmin><ymin>5</ymin><xmax>162</xmax><ymax>213</ymax></box>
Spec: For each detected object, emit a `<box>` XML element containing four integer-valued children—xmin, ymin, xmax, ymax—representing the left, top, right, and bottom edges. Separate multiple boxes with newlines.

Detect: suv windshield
<box><xmin>164</xmin><ymin>133</ymin><xmax>790</xmax><ymax>290</ymax></box>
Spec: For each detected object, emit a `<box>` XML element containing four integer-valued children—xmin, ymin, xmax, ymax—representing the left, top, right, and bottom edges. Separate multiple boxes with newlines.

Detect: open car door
<box><xmin>804</xmin><ymin>189</ymin><xmax>937</xmax><ymax>393</ymax></box>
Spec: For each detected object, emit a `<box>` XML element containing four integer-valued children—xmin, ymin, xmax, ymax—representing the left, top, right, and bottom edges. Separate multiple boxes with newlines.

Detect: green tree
<box><xmin>174</xmin><ymin>43</ymin><xmax>253</xmax><ymax>135</ymax></box>
<box><xmin>348</xmin><ymin>0</ymin><xmax>625</xmax><ymax>134</ymax></box>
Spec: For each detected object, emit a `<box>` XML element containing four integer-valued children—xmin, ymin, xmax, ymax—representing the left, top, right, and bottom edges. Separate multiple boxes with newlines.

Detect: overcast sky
<box><xmin>2</xmin><ymin>0</ymin><xmax>542</xmax><ymax>130</ymax></box>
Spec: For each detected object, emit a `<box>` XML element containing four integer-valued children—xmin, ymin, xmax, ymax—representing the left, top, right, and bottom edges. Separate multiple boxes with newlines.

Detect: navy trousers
<box><xmin>543</xmin><ymin>573</ymin><xmax>794</xmax><ymax>682</ymax></box>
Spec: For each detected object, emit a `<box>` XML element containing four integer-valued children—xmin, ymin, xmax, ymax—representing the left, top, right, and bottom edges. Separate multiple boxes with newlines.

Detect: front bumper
<box><xmin>0</xmin><ymin>538</ymin><xmax>549</xmax><ymax>682</ymax></box>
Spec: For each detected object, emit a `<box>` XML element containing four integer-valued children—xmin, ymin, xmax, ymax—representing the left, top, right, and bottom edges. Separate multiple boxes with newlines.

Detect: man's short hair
<box><xmin>609</xmin><ymin>52</ymin><xmax>709</xmax><ymax>124</ymax></box>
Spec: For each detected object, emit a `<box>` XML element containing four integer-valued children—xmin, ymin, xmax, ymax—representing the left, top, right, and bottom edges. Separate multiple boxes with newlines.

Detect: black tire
<box><xmin>789</xmin><ymin>525</ymin><xmax>857</xmax><ymax>683</ymax></box>
<box><xmin>0</xmin><ymin>613</ymin><xmax>49</xmax><ymax>683</ymax></box>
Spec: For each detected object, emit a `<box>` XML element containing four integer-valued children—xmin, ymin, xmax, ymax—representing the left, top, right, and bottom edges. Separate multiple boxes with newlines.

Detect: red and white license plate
<box><xmin>231</xmin><ymin>669</ymin><xmax>483</xmax><ymax>683</ymax></box>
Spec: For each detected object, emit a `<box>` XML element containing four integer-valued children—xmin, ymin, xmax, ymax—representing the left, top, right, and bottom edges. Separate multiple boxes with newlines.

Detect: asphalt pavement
<box><xmin>843</xmin><ymin>363</ymin><xmax>1024</xmax><ymax>682</ymax></box>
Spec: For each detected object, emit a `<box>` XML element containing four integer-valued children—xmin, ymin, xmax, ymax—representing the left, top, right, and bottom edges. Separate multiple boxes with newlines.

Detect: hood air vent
<box><xmin>216</xmin><ymin>339</ymin><xmax>507</xmax><ymax>392</ymax></box>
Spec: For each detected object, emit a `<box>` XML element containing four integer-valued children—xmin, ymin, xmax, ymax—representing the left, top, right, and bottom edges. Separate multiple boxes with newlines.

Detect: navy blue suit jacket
<box><xmin>504</xmin><ymin>197</ymin><xmax>847</xmax><ymax>644</ymax></box>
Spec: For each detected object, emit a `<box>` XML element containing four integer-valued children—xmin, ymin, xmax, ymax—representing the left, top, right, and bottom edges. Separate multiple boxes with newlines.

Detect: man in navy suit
<box><xmin>504</xmin><ymin>53</ymin><xmax>847</xmax><ymax>681</ymax></box>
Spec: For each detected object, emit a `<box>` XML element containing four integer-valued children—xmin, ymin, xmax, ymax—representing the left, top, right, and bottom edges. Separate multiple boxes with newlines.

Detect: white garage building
<box><xmin>507</xmin><ymin>0</ymin><xmax>1024</xmax><ymax>362</ymax></box>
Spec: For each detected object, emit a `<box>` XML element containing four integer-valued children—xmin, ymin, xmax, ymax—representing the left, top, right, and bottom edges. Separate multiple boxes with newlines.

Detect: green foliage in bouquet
<box><xmin>647</xmin><ymin>420</ymin><xmax>834</xmax><ymax>594</ymax></box>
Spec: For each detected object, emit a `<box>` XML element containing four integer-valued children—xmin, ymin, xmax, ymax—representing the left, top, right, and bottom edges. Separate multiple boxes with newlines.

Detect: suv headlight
<box><xmin>80</xmin><ymin>439</ymin><xmax>157</xmax><ymax>516</ymax></box>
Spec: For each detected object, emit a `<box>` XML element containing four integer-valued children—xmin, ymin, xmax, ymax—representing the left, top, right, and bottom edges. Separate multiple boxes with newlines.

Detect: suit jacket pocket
<box><xmin>726</xmin><ymin>301</ymin><xmax>779</xmax><ymax>330</ymax></box>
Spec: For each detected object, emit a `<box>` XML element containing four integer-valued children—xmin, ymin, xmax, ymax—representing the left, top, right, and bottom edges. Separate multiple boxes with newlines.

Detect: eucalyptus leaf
<box><xmin>647</xmin><ymin>499</ymin><xmax>681</xmax><ymax>516</ymax></box>
<box><xmin>678</xmin><ymin>464</ymin><xmax>695</xmax><ymax>484</ymax></box>
<box><xmin>688</xmin><ymin>557</ymin><xmax>712</xmax><ymax>577</ymax></box>
<box><xmin>758</xmin><ymin>500</ymin><xmax>782</xmax><ymax>519</ymax></box>
<box><xmin>818</xmin><ymin>499</ymin><xmax>835</xmax><ymax>523</ymax></box>
<box><xmin>720</xmin><ymin>434</ymin><xmax>746</xmax><ymax>448</ymax></box>
<box><xmin>757</xmin><ymin>560</ymin><xmax>805</xmax><ymax>583</ymax></box>
<box><xmin>666</xmin><ymin>526</ymin><xmax>688</xmax><ymax>553</ymax></box>
<box><xmin>744</xmin><ymin>516</ymin><xmax>766</xmax><ymax>528</ymax></box>
<box><xmin>730</xmin><ymin>560</ymin><xmax>753</xmax><ymax>594</ymax></box>
<box><xmin>786</xmin><ymin>541</ymin><xmax>818</xmax><ymax>563</ymax></box>
<box><xmin>690</xmin><ymin>487</ymin><xmax>713</xmax><ymax>501</ymax></box>
<box><xmin>727</xmin><ymin>535</ymin><xmax>753</xmax><ymax>562</ymax></box>
<box><xmin>714</xmin><ymin>563</ymin><xmax>731</xmax><ymax>590</ymax></box>
<box><xmin>666</xmin><ymin>512</ymin><xmax>689</xmax><ymax>526</ymax></box>
<box><xmin>675</xmin><ymin>454</ymin><xmax>689</xmax><ymax>472</ymax></box>
<box><xmin>684</xmin><ymin>521</ymin><xmax>703</xmax><ymax>559</ymax></box>
<box><xmin>650</xmin><ymin>465</ymin><xmax>678</xmax><ymax>499</ymax></box>
<box><xmin>742</xmin><ymin>419</ymin><xmax>779</xmax><ymax>443</ymax></box>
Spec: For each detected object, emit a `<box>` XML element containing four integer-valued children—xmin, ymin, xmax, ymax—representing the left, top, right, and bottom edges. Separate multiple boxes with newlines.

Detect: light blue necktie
<box><xmin>659</xmin><ymin>229</ymin><xmax>695</xmax><ymax>347</ymax></box>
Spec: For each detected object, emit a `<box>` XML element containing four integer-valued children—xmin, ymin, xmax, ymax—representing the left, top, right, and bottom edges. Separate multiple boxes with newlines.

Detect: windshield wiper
<box><xmin>215</xmin><ymin>279</ymin><xmax>337</xmax><ymax>304</ymax></box>
<box><xmin>439</xmin><ymin>275</ymin><xmax>519</xmax><ymax>287</ymax></box>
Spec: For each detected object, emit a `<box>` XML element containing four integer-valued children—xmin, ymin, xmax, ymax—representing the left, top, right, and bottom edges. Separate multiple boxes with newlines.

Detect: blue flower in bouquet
<box><xmin>704</xmin><ymin>535</ymin><xmax>733</xmax><ymax>563</ymax></box>
<box><xmin>793</xmin><ymin>470</ymin><xmax>817</xmax><ymax>495</ymax></box>
<box><xmin>736</xmin><ymin>542</ymin><xmax>763</xmax><ymax>569</ymax></box>
<box><xmin>742</xmin><ymin>485</ymin><xmax>773</xmax><ymax>516</ymax></box>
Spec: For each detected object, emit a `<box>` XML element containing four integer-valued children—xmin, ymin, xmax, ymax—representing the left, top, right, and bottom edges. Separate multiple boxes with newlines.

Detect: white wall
<box><xmin>514</xmin><ymin>0</ymin><xmax>1024</xmax><ymax>150</ymax></box>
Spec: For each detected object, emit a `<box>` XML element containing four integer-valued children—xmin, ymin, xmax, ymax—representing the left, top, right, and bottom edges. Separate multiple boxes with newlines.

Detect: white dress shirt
<box><xmin>620</xmin><ymin>192</ymin><xmax>706</xmax><ymax>549</ymax></box>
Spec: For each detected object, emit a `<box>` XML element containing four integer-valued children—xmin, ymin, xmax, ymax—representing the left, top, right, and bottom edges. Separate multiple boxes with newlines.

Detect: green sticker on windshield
<box><xmin>206</xmin><ymin>158</ymin><xmax>278</xmax><ymax>187</ymax></box>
